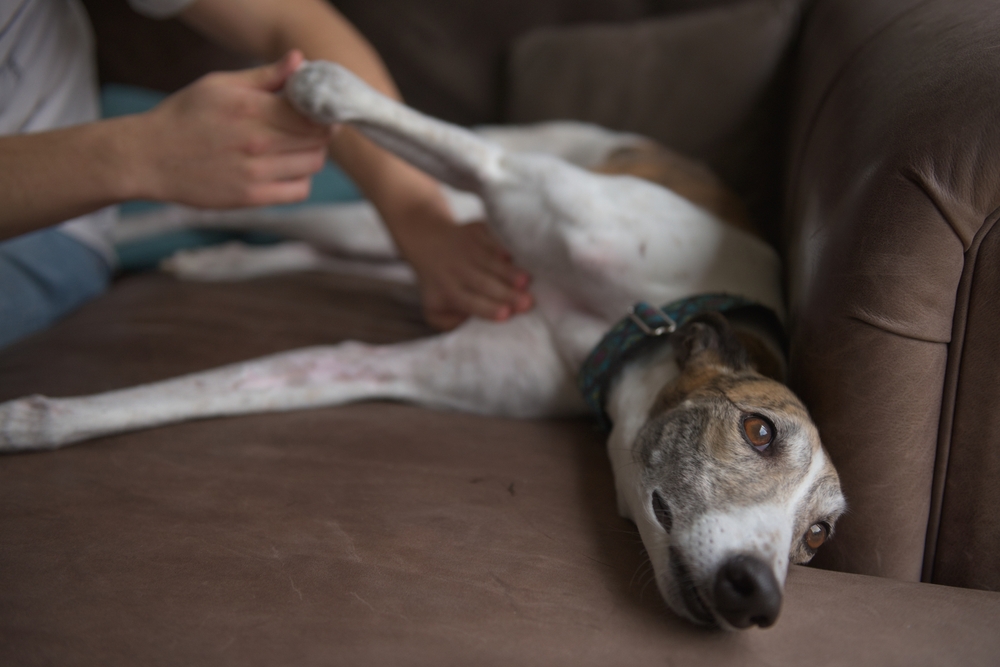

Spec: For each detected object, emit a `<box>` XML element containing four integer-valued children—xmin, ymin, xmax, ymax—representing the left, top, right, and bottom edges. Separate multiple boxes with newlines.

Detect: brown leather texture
<box><xmin>81</xmin><ymin>0</ymin><xmax>671</xmax><ymax>122</ymax></box>
<box><xmin>784</xmin><ymin>0</ymin><xmax>1000</xmax><ymax>587</ymax></box>
<box><xmin>82</xmin><ymin>0</ymin><xmax>258</xmax><ymax>93</ymax></box>
<box><xmin>929</xmin><ymin>213</ymin><xmax>1000</xmax><ymax>589</ymax></box>
<box><xmin>3</xmin><ymin>273</ymin><xmax>999</xmax><ymax>665</ymax></box>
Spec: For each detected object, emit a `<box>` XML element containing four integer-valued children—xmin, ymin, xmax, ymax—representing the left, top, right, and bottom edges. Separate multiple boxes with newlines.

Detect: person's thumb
<box><xmin>238</xmin><ymin>50</ymin><xmax>305</xmax><ymax>92</ymax></box>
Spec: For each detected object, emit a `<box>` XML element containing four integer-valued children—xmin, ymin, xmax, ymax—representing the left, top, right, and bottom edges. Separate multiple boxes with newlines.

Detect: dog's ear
<box><xmin>649</xmin><ymin>313</ymin><xmax>753</xmax><ymax>419</ymax></box>
<box><xmin>672</xmin><ymin>312</ymin><xmax>750</xmax><ymax>373</ymax></box>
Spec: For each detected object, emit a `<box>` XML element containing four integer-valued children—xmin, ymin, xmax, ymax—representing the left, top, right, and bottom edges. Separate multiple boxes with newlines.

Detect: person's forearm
<box><xmin>180</xmin><ymin>0</ymin><xmax>399</xmax><ymax>99</ymax></box>
<box><xmin>178</xmin><ymin>0</ymin><xmax>531</xmax><ymax>329</ymax></box>
<box><xmin>0</xmin><ymin>116</ymin><xmax>145</xmax><ymax>241</ymax></box>
<box><xmin>179</xmin><ymin>0</ymin><xmax>448</xmax><ymax>234</ymax></box>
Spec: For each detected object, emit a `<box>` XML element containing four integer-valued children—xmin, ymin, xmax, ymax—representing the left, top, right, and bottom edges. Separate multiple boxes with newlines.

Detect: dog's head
<box><xmin>615</xmin><ymin>312</ymin><xmax>845</xmax><ymax>630</ymax></box>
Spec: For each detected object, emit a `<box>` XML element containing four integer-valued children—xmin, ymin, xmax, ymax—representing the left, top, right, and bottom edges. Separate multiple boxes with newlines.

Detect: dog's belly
<box><xmin>482</xmin><ymin>153</ymin><xmax>785</xmax><ymax>325</ymax></box>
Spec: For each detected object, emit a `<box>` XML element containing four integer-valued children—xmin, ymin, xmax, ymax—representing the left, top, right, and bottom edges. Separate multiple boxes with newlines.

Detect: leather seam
<box><xmin>922</xmin><ymin>206</ymin><xmax>1000</xmax><ymax>582</ymax></box>
<box><xmin>900</xmin><ymin>167</ymin><xmax>973</xmax><ymax>251</ymax></box>
<box><xmin>845</xmin><ymin>313</ymin><xmax>949</xmax><ymax>345</ymax></box>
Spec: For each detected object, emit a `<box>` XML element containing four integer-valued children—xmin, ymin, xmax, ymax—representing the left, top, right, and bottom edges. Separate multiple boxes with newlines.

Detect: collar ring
<box><xmin>627</xmin><ymin>304</ymin><xmax>677</xmax><ymax>336</ymax></box>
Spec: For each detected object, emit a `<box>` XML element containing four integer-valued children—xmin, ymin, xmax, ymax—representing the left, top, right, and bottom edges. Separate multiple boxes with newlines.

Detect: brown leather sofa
<box><xmin>2</xmin><ymin>0</ymin><xmax>999</xmax><ymax>664</ymax></box>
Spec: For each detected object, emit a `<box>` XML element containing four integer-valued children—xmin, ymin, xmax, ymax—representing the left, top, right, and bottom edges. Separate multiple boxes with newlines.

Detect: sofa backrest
<box><xmin>504</xmin><ymin>0</ymin><xmax>806</xmax><ymax>247</ymax></box>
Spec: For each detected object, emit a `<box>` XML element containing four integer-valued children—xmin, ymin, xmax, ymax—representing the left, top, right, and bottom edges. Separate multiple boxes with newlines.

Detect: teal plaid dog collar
<box><xmin>578</xmin><ymin>294</ymin><xmax>777</xmax><ymax>429</ymax></box>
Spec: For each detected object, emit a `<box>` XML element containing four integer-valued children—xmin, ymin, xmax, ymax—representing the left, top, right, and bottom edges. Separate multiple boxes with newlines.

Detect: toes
<box><xmin>0</xmin><ymin>395</ymin><xmax>54</xmax><ymax>452</ymax></box>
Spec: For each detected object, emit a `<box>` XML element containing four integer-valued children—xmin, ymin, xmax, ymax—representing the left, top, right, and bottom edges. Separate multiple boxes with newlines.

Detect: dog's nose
<box><xmin>712</xmin><ymin>554</ymin><xmax>782</xmax><ymax>628</ymax></box>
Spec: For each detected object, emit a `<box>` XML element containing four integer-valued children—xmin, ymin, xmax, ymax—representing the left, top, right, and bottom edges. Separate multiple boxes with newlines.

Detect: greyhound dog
<box><xmin>0</xmin><ymin>62</ymin><xmax>845</xmax><ymax>630</ymax></box>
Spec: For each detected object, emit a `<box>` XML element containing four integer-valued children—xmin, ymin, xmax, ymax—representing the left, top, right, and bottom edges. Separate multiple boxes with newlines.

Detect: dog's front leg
<box><xmin>0</xmin><ymin>314</ymin><xmax>581</xmax><ymax>452</ymax></box>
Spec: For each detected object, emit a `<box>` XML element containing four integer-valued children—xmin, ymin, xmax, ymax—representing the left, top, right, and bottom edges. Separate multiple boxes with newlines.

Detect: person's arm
<box><xmin>0</xmin><ymin>118</ymin><xmax>142</xmax><ymax>240</ymax></box>
<box><xmin>180</xmin><ymin>0</ymin><xmax>533</xmax><ymax>329</ymax></box>
<box><xmin>0</xmin><ymin>52</ymin><xmax>330</xmax><ymax>241</ymax></box>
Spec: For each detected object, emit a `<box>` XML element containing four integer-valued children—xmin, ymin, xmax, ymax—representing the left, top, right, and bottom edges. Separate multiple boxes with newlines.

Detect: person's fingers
<box><xmin>469</xmin><ymin>298</ymin><xmax>511</xmax><ymax>322</ymax></box>
<box><xmin>232</xmin><ymin>98</ymin><xmax>329</xmax><ymax>158</ymax></box>
<box><xmin>247</xmin><ymin>150</ymin><xmax>326</xmax><ymax>183</ymax></box>
<box><xmin>259</xmin><ymin>96</ymin><xmax>333</xmax><ymax>138</ymax></box>
<box><xmin>464</xmin><ymin>222</ymin><xmax>532</xmax><ymax>289</ymax></box>
<box><xmin>459</xmin><ymin>265</ymin><xmax>521</xmax><ymax>307</ymax></box>
<box><xmin>420</xmin><ymin>290</ymin><xmax>469</xmax><ymax>331</ymax></box>
<box><xmin>451</xmin><ymin>281</ymin><xmax>513</xmax><ymax>322</ymax></box>
<box><xmin>242</xmin><ymin>177</ymin><xmax>313</xmax><ymax>207</ymax></box>
<box><xmin>403</xmin><ymin>219</ymin><xmax>536</xmax><ymax>328</ymax></box>
<box><xmin>467</xmin><ymin>269</ymin><xmax>533</xmax><ymax>316</ymax></box>
<box><xmin>240</xmin><ymin>129</ymin><xmax>330</xmax><ymax>158</ymax></box>
<box><xmin>426</xmin><ymin>272</ymin><xmax>509</xmax><ymax>323</ymax></box>
<box><xmin>441</xmin><ymin>236</ymin><xmax>526</xmax><ymax>312</ymax></box>
<box><xmin>512</xmin><ymin>291</ymin><xmax>534</xmax><ymax>313</ymax></box>
<box><xmin>445</xmin><ymin>225</ymin><xmax>535</xmax><ymax>319</ymax></box>
<box><xmin>472</xmin><ymin>244</ymin><xmax>521</xmax><ymax>286</ymax></box>
<box><xmin>483</xmin><ymin>259</ymin><xmax>531</xmax><ymax>295</ymax></box>
<box><xmin>234</xmin><ymin>50</ymin><xmax>304</xmax><ymax>92</ymax></box>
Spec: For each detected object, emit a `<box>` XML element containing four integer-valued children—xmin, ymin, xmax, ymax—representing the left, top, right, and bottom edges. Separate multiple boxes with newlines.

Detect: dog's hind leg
<box><xmin>284</xmin><ymin>62</ymin><xmax>623</xmax><ymax>286</ymax></box>
<box><xmin>114</xmin><ymin>188</ymin><xmax>486</xmax><ymax>259</ymax></box>
<box><xmin>287</xmin><ymin>62</ymin><xmax>507</xmax><ymax>194</ymax></box>
<box><xmin>473</xmin><ymin>122</ymin><xmax>645</xmax><ymax>168</ymax></box>
<box><xmin>112</xmin><ymin>201</ymin><xmax>400</xmax><ymax>260</ymax></box>
<box><xmin>159</xmin><ymin>240</ymin><xmax>416</xmax><ymax>283</ymax></box>
<box><xmin>0</xmin><ymin>313</ymin><xmax>582</xmax><ymax>452</ymax></box>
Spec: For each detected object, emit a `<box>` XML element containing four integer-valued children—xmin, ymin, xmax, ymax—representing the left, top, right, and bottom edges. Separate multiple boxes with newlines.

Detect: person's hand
<box><xmin>389</xmin><ymin>206</ymin><xmax>533</xmax><ymax>331</ymax></box>
<box><xmin>131</xmin><ymin>50</ymin><xmax>331</xmax><ymax>208</ymax></box>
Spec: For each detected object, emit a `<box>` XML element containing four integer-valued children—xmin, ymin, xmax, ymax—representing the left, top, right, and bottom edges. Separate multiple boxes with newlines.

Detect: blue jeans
<box><xmin>0</xmin><ymin>84</ymin><xmax>363</xmax><ymax>350</ymax></box>
<box><xmin>0</xmin><ymin>228</ymin><xmax>112</xmax><ymax>349</ymax></box>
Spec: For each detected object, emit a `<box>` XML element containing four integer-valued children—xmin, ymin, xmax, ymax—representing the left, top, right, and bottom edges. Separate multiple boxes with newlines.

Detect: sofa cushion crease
<box><xmin>3</xmin><ymin>270</ymin><xmax>1000</xmax><ymax>665</ymax></box>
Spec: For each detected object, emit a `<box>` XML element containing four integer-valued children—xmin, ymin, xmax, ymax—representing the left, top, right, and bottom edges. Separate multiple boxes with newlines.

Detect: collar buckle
<box><xmin>627</xmin><ymin>303</ymin><xmax>677</xmax><ymax>336</ymax></box>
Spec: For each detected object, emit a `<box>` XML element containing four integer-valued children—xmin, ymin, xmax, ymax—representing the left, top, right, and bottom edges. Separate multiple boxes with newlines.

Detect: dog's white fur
<box><xmin>0</xmin><ymin>62</ymin><xmax>844</xmax><ymax>629</ymax></box>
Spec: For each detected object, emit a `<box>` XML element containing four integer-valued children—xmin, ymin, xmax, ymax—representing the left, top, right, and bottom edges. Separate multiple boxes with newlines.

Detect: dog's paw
<box><xmin>285</xmin><ymin>60</ymin><xmax>374</xmax><ymax>126</ymax></box>
<box><xmin>0</xmin><ymin>395</ymin><xmax>57</xmax><ymax>452</ymax></box>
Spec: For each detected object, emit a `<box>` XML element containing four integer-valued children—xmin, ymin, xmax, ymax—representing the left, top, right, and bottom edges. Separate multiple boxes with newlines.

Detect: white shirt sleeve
<box><xmin>127</xmin><ymin>0</ymin><xmax>198</xmax><ymax>19</ymax></box>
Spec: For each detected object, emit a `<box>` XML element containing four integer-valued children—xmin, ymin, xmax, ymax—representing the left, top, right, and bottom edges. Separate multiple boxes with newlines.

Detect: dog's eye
<box><xmin>805</xmin><ymin>522</ymin><xmax>830</xmax><ymax>550</ymax></box>
<box><xmin>651</xmin><ymin>491</ymin><xmax>673</xmax><ymax>533</ymax></box>
<box><xmin>742</xmin><ymin>415</ymin><xmax>774</xmax><ymax>452</ymax></box>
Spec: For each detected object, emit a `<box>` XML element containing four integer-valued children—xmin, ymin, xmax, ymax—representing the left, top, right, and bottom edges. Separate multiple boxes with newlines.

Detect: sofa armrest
<box><xmin>784</xmin><ymin>0</ymin><xmax>1000</xmax><ymax>587</ymax></box>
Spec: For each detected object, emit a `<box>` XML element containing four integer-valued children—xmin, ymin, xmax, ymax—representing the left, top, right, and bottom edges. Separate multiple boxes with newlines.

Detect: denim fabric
<box><xmin>0</xmin><ymin>228</ymin><xmax>112</xmax><ymax>349</ymax></box>
<box><xmin>0</xmin><ymin>83</ymin><xmax>365</xmax><ymax>350</ymax></box>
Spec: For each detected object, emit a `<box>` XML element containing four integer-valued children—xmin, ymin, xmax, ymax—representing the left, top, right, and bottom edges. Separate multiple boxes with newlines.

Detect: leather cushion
<box><xmin>2</xmin><ymin>271</ymin><xmax>1000</xmax><ymax>664</ymax></box>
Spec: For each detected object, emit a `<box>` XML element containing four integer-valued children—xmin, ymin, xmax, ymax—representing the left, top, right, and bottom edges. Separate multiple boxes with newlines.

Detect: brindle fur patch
<box><xmin>650</xmin><ymin>313</ymin><xmax>779</xmax><ymax>420</ymax></box>
<box><xmin>590</xmin><ymin>141</ymin><xmax>757</xmax><ymax>238</ymax></box>
<box><xmin>642</xmin><ymin>374</ymin><xmax>816</xmax><ymax>507</ymax></box>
